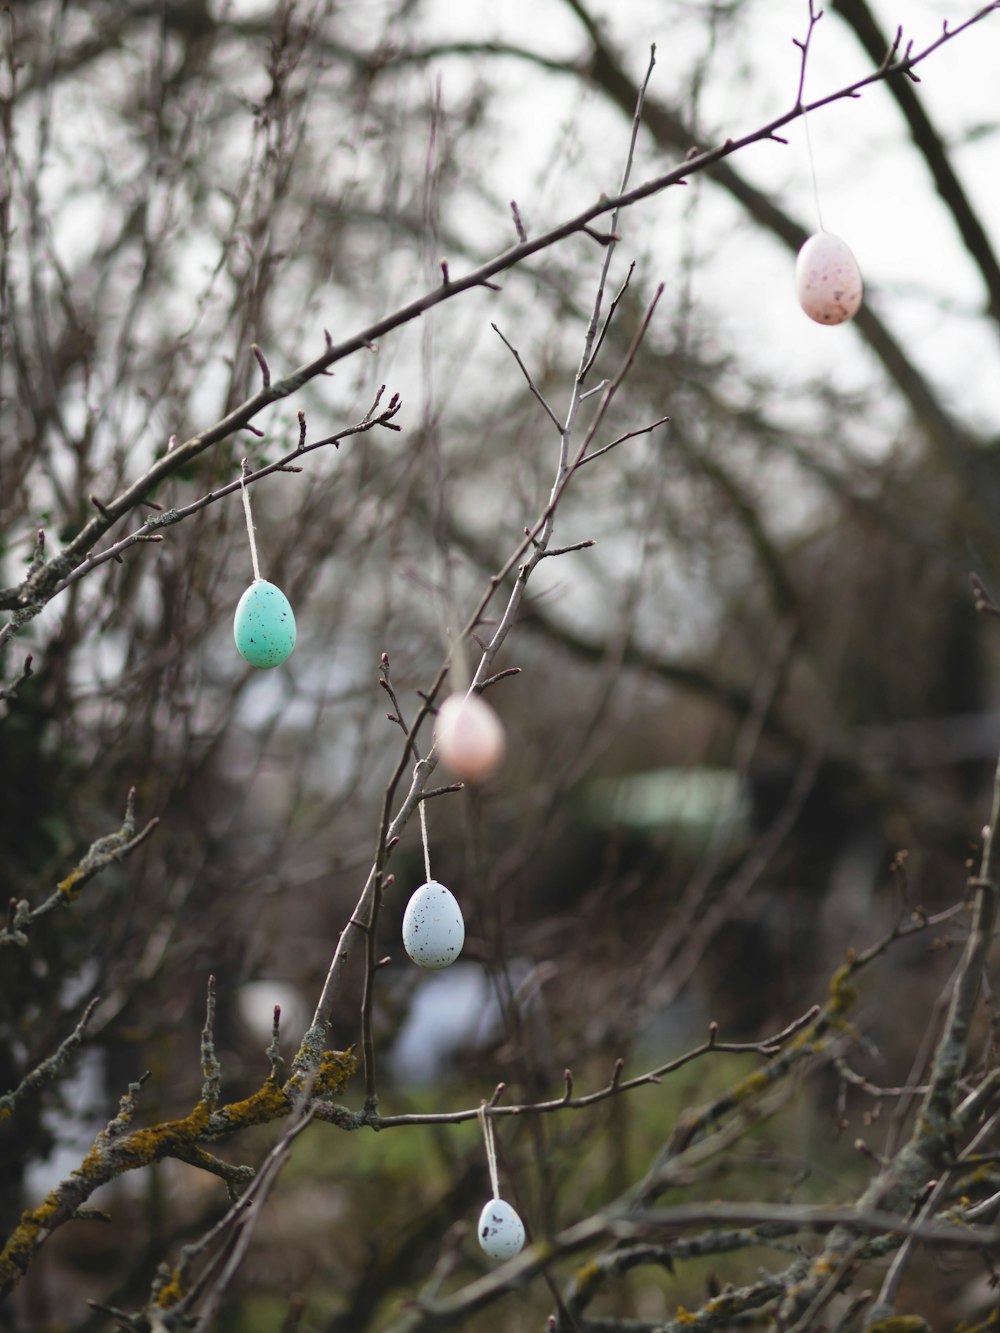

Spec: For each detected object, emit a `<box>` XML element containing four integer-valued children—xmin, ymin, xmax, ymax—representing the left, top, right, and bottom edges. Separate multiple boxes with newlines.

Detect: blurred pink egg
<box><xmin>795</xmin><ymin>232</ymin><xmax>863</xmax><ymax>325</ymax></box>
<box><xmin>434</xmin><ymin>692</ymin><xmax>506</xmax><ymax>782</ymax></box>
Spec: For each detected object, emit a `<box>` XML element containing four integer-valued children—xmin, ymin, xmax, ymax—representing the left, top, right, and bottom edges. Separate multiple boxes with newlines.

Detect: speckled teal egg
<box><xmin>233</xmin><ymin>580</ymin><xmax>296</xmax><ymax>669</ymax></box>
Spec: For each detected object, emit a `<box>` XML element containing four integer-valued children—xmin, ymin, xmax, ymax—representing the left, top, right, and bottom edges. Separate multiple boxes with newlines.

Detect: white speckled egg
<box><xmin>434</xmin><ymin>692</ymin><xmax>506</xmax><ymax>782</ymax></box>
<box><xmin>402</xmin><ymin>880</ymin><xmax>465</xmax><ymax>969</ymax></box>
<box><xmin>795</xmin><ymin>232</ymin><xmax>863</xmax><ymax>325</ymax></box>
<box><xmin>477</xmin><ymin>1198</ymin><xmax>525</xmax><ymax>1260</ymax></box>
<box><xmin>234</xmin><ymin>580</ymin><xmax>296</xmax><ymax>669</ymax></box>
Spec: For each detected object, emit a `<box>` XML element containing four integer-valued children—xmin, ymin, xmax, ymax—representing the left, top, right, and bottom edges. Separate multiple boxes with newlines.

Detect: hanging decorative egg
<box><xmin>795</xmin><ymin>232</ymin><xmax>863</xmax><ymax>325</ymax></box>
<box><xmin>233</xmin><ymin>580</ymin><xmax>296</xmax><ymax>668</ymax></box>
<box><xmin>477</xmin><ymin>1198</ymin><xmax>526</xmax><ymax>1260</ymax></box>
<box><xmin>401</xmin><ymin>880</ymin><xmax>465</xmax><ymax>969</ymax></box>
<box><xmin>434</xmin><ymin>692</ymin><xmax>506</xmax><ymax>782</ymax></box>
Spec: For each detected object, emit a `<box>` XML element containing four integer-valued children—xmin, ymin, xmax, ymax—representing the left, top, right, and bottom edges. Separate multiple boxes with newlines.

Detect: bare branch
<box><xmin>0</xmin><ymin>790</ymin><xmax>159</xmax><ymax>947</ymax></box>
<box><xmin>0</xmin><ymin>998</ymin><xmax>98</xmax><ymax>1122</ymax></box>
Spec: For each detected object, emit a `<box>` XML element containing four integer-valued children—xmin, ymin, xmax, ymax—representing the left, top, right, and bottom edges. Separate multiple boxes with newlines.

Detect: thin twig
<box><xmin>50</xmin><ymin>393</ymin><xmax>403</xmax><ymax>595</ymax></box>
<box><xmin>1</xmin><ymin>790</ymin><xmax>159</xmax><ymax>947</ymax></box>
<box><xmin>186</xmin><ymin>1101</ymin><xmax>320</xmax><ymax>1329</ymax></box>
<box><xmin>581</xmin><ymin>260</ymin><xmax>636</xmax><ymax>382</ymax></box>
<box><xmin>792</xmin><ymin>0</ymin><xmax>824</xmax><ymax>108</ymax></box>
<box><xmin>576</xmin><ymin>413</ymin><xmax>670</xmax><ymax>467</ymax></box>
<box><xmin>577</xmin><ymin>49</ymin><xmax>656</xmax><ymax>392</ymax></box>
<box><xmin>509</xmin><ymin>198</ymin><xmax>527</xmax><ymax>243</ymax></box>
<box><xmin>491</xmin><ymin>323</ymin><xmax>562</xmax><ymax>430</ymax></box>
<box><xmin>0</xmin><ymin>998</ymin><xmax>99</xmax><ymax>1121</ymax></box>
<box><xmin>0</xmin><ymin>653</ymin><xmax>33</xmax><ymax>702</ymax></box>
<box><xmin>369</xmin><ymin>1007</ymin><xmax>819</xmax><ymax>1128</ymax></box>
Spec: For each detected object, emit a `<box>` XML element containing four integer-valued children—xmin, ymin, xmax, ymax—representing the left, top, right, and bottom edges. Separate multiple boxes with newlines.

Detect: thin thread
<box><xmin>239</xmin><ymin>463</ymin><xmax>261</xmax><ymax>583</ymax></box>
<box><xmin>419</xmin><ymin>798</ymin><xmax>432</xmax><ymax>883</ymax></box>
<box><xmin>802</xmin><ymin>110</ymin><xmax>824</xmax><ymax>232</ymax></box>
<box><xmin>479</xmin><ymin>1103</ymin><xmax>500</xmax><ymax>1199</ymax></box>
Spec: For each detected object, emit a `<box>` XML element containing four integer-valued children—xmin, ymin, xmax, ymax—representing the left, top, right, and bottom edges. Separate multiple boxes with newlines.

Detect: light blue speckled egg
<box><xmin>477</xmin><ymin>1199</ymin><xmax>526</xmax><ymax>1259</ymax></box>
<box><xmin>233</xmin><ymin>580</ymin><xmax>296</xmax><ymax>669</ymax></box>
<box><xmin>401</xmin><ymin>880</ymin><xmax>465</xmax><ymax>969</ymax></box>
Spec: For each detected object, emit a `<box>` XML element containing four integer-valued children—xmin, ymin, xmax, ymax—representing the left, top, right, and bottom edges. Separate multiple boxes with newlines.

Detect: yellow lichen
<box><xmin>828</xmin><ymin>960</ymin><xmax>859</xmax><ymax>1016</ymax></box>
<box><xmin>155</xmin><ymin>1268</ymin><xmax>185</xmax><ymax>1309</ymax></box>
<box><xmin>57</xmin><ymin>868</ymin><xmax>85</xmax><ymax>899</ymax></box>
<box><xmin>866</xmin><ymin>1318</ymin><xmax>930</xmax><ymax>1333</ymax></box>
<box><xmin>573</xmin><ymin>1260</ymin><xmax>603</xmax><ymax>1294</ymax></box>
<box><xmin>0</xmin><ymin>1190</ymin><xmax>66</xmax><ymax>1290</ymax></box>
<box><xmin>701</xmin><ymin>1293</ymin><xmax>737</xmax><ymax>1317</ymax></box>
<box><xmin>314</xmin><ymin>1047</ymin><xmax>357</xmax><ymax>1097</ymax></box>
<box><xmin>215</xmin><ymin>1081</ymin><xmax>292</xmax><ymax>1130</ymax></box>
<box><xmin>731</xmin><ymin>1069</ymin><xmax>770</xmax><ymax>1098</ymax></box>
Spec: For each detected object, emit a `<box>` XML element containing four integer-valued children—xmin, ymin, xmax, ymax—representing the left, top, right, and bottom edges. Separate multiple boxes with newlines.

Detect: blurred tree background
<box><xmin>2</xmin><ymin>0</ymin><xmax>1000</xmax><ymax>1329</ymax></box>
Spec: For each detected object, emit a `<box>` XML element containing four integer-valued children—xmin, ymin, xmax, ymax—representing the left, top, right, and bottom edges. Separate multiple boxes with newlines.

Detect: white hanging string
<box><xmin>803</xmin><ymin>110</ymin><xmax>825</xmax><ymax>233</ymax></box>
<box><xmin>239</xmin><ymin>461</ymin><xmax>262</xmax><ymax>583</ymax></box>
<box><xmin>478</xmin><ymin>1103</ymin><xmax>501</xmax><ymax>1200</ymax></box>
<box><xmin>418</xmin><ymin>797</ymin><xmax>432</xmax><ymax>884</ymax></box>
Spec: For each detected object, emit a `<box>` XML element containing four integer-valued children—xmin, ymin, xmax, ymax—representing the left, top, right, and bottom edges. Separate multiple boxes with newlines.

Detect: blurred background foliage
<box><xmin>1</xmin><ymin>0</ymin><xmax>999</xmax><ymax>1327</ymax></box>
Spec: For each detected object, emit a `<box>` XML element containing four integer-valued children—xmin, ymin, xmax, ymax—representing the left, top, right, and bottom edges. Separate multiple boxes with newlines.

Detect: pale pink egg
<box><xmin>434</xmin><ymin>692</ymin><xmax>506</xmax><ymax>782</ymax></box>
<box><xmin>795</xmin><ymin>232</ymin><xmax>863</xmax><ymax>325</ymax></box>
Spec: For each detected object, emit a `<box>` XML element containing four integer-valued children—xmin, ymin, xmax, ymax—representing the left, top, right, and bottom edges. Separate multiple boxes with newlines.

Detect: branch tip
<box><xmin>509</xmin><ymin>198</ymin><xmax>527</xmax><ymax>243</ymax></box>
<box><xmin>250</xmin><ymin>343</ymin><xmax>271</xmax><ymax>388</ymax></box>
